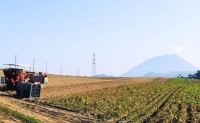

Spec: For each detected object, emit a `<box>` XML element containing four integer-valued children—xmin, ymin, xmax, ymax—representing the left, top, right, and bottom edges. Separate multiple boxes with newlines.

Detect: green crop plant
<box><xmin>0</xmin><ymin>104</ymin><xmax>41</xmax><ymax>123</ymax></box>
<box><xmin>43</xmin><ymin>78</ymin><xmax>200</xmax><ymax>122</ymax></box>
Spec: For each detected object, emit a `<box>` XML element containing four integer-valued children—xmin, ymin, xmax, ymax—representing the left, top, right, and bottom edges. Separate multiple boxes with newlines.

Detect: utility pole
<box><xmin>46</xmin><ymin>62</ymin><xmax>47</xmax><ymax>73</ymax></box>
<box><xmin>33</xmin><ymin>59</ymin><xmax>35</xmax><ymax>72</ymax></box>
<box><xmin>92</xmin><ymin>52</ymin><xmax>96</xmax><ymax>77</ymax></box>
<box><xmin>61</xmin><ymin>66</ymin><xmax>62</xmax><ymax>75</ymax></box>
<box><xmin>14</xmin><ymin>55</ymin><xmax>17</xmax><ymax>68</ymax></box>
<box><xmin>77</xmin><ymin>67</ymin><xmax>79</xmax><ymax>76</ymax></box>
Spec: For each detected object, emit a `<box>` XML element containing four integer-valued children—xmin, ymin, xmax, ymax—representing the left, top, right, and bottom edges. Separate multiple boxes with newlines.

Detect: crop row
<box><xmin>44</xmin><ymin>79</ymin><xmax>173</xmax><ymax>120</ymax></box>
<box><xmin>149</xmin><ymin>79</ymin><xmax>200</xmax><ymax>122</ymax></box>
<box><xmin>43</xmin><ymin>78</ymin><xmax>200</xmax><ymax>122</ymax></box>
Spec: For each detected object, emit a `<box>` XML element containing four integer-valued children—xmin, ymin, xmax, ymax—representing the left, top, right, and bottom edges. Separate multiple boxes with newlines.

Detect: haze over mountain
<box><xmin>96</xmin><ymin>74</ymin><xmax>109</xmax><ymax>77</ymax></box>
<box><xmin>143</xmin><ymin>71</ymin><xmax>196</xmax><ymax>78</ymax></box>
<box><xmin>96</xmin><ymin>74</ymin><xmax>115</xmax><ymax>77</ymax></box>
<box><xmin>121</xmin><ymin>54</ymin><xmax>199</xmax><ymax>77</ymax></box>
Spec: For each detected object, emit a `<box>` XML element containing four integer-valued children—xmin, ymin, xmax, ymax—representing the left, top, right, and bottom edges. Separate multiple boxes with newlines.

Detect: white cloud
<box><xmin>173</xmin><ymin>46</ymin><xmax>183</xmax><ymax>54</ymax></box>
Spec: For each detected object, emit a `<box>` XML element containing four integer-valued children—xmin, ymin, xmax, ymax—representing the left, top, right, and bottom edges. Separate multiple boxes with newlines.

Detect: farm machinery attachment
<box><xmin>2</xmin><ymin>64</ymin><xmax>48</xmax><ymax>99</ymax></box>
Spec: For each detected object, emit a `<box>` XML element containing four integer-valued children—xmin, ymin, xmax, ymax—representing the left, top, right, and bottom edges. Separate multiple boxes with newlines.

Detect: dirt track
<box><xmin>0</xmin><ymin>112</ymin><xmax>21</xmax><ymax>123</ymax></box>
<box><xmin>0</xmin><ymin>91</ymin><xmax>99</xmax><ymax>123</ymax></box>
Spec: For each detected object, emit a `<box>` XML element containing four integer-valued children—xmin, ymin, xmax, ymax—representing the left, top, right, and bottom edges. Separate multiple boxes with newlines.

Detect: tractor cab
<box><xmin>3</xmin><ymin>67</ymin><xmax>23</xmax><ymax>90</ymax></box>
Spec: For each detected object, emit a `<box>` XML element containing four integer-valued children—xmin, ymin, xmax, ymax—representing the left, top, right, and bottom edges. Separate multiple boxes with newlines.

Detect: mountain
<box><xmin>143</xmin><ymin>72</ymin><xmax>164</xmax><ymax>77</ymax></box>
<box><xmin>96</xmin><ymin>74</ymin><xmax>109</xmax><ymax>77</ymax></box>
<box><xmin>143</xmin><ymin>71</ymin><xmax>196</xmax><ymax>78</ymax></box>
<box><xmin>96</xmin><ymin>74</ymin><xmax>116</xmax><ymax>77</ymax></box>
<box><xmin>121</xmin><ymin>54</ymin><xmax>199</xmax><ymax>77</ymax></box>
<box><xmin>165</xmin><ymin>71</ymin><xmax>196</xmax><ymax>77</ymax></box>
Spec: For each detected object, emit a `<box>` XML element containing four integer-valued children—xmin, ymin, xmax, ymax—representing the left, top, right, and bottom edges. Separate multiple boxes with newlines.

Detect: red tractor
<box><xmin>3</xmin><ymin>68</ymin><xmax>23</xmax><ymax>90</ymax></box>
<box><xmin>3</xmin><ymin>64</ymin><xmax>48</xmax><ymax>90</ymax></box>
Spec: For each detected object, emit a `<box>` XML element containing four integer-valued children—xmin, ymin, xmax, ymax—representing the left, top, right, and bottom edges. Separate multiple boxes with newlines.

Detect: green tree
<box><xmin>196</xmin><ymin>70</ymin><xmax>200</xmax><ymax>79</ymax></box>
<box><xmin>188</xmin><ymin>74</ymin><xmax>193</xmax><ymax>79</ymax></box>
<box><xmin>190</xmin><ymin>70</ymin><xmax>200</xmax><ymax>79</ymax></box>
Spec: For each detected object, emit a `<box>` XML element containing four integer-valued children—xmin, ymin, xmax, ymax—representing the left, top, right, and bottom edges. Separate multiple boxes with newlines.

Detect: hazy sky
<box><xmin>0</xmin><ymin>0</ymin><xmax>200</xmax><ymax>76</ymax></box>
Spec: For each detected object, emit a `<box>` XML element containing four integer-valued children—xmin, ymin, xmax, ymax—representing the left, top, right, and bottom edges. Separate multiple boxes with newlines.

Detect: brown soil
<box><xmin>0</xmin><ymin>112</ymin><xmax>21</xmax><ymax>123</ymax></box>
<box><xmin>41</xmin><ymin>77</ymin><xmax>163</xmax><ymax>98</ymax></box>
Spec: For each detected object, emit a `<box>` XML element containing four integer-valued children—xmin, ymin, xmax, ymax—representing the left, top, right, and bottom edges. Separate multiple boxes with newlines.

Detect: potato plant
<box><xmin>43</xmin><ymin>78</ymin><xmax>200</xmax><ymax>122</ymax></box>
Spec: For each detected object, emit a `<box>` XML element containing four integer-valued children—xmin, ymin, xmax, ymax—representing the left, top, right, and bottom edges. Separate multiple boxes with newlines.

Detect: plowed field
<box><xmin>41</xmin><ymin>75</ymin><xmax>167</xmax><ymax>98</ymax></box>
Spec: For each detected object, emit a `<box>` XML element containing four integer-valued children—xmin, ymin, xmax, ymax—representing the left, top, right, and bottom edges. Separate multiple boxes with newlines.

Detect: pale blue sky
<box><xmin>0</xmin><ymin>0</ymin><xmax>200</xmax><ymax>76</ymax></box>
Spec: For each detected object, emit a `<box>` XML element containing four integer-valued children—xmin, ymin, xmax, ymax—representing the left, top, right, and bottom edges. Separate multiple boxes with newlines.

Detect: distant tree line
<box><xmin>177</xmin><ymin>74</ymin><xmax>183</xmax><ymax>78</ymax></box>
<box><xmin>188</xmin><ymin>70</ymin><xmax>200</xmax><ymax>79</ymax></box>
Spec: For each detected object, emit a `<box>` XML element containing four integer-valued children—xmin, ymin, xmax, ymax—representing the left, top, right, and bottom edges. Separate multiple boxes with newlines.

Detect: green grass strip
<box><xmin>0</xmin><ymin>104</ymin><xmax>42</xmax><ymax>123</ymax></box>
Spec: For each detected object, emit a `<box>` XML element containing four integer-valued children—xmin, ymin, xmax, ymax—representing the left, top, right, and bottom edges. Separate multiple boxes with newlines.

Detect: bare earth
<box><xmin>0</xmin><ymin>112</ymin><xmax>21</xmax><ymax>123</ymax></box>
<box><xmin>0</xmin><ymin>71</ymin><xmax>170</xmax><ymax>122</ymax></box>
<box><xmin>41</xmin><ymin>75</ymin><xmax>161</xmax><ymax>98</ymax></box>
